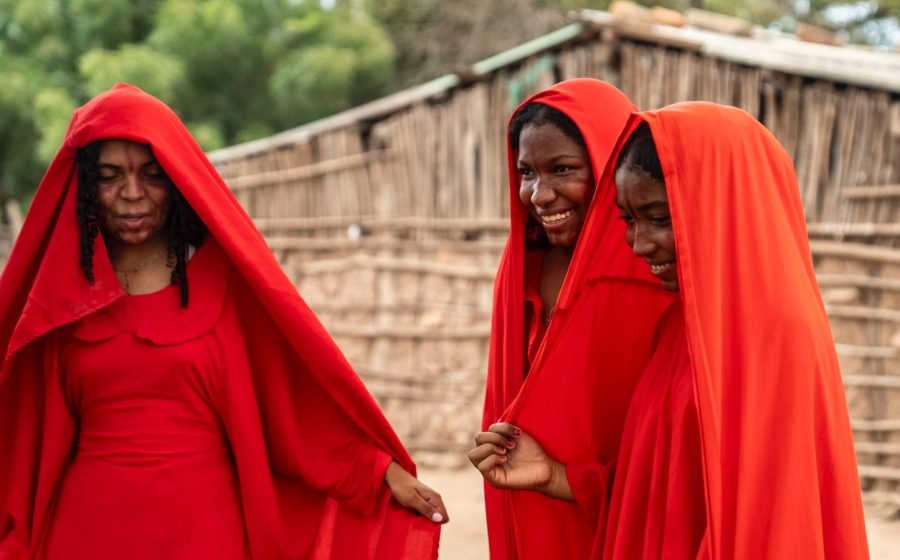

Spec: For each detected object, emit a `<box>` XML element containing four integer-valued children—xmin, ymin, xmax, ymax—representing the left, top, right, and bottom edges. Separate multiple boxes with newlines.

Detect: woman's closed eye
<box><xmin>142</xmin><ymin>171</ymin><xmax>166</xmax><ymax>183</ymax></box>
<box><xmin>141</xmin><ymin>164</ymin><xmax>166</xmax><ymax>179</ymax></box>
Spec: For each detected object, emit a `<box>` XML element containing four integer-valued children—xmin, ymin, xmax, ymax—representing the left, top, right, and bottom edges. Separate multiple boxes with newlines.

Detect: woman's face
<box><xmin>517</xmin><ymin>123</ymin><xmax>593</xmax><ymax>251</ymax></box>
<box><xmin>96</xmin><ymin>140</ymin><xmax>171</xmax><ymax>248</ymax></box>
<box><xmin>615</xmin><ymin>166</ymin><xmax>678</xmax><ymax>291</ymax></box>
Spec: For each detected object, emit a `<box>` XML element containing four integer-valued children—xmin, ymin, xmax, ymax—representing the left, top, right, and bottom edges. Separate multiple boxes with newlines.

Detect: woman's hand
<box><xmin>384</xmin><ymin>461</ymin><xmax>449</xmax><ymax>524</ymax></box>
<box><xmin>467</xmin><ymin>422</ymin><xmax>573</xmax><ymax>501</ymax></box>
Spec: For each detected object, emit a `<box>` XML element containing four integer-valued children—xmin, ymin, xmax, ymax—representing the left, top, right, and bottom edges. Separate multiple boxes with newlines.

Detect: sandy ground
<box><xmin>419</xmin><ymin>467</ymin><xmax>900</xmax><ymax>560</ymax></box>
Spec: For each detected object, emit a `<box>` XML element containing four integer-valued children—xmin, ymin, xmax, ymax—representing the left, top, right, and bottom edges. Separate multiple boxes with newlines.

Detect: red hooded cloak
<box><xmin>599</xmin><ymin>103</ymin><xmax>868</xmax><ymax>559</ymax></box>
<box><xmin>481</xmin><ymin>79</ymin><xmax>674</xmax><ymax>559</ymax></box>
<box><xmin>0</xmin><ymin>84</ymin><xmax>440</xmax><ymax>559</ymax></box>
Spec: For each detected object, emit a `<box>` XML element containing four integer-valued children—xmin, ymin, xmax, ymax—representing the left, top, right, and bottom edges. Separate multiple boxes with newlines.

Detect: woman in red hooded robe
<box><xmin>472</xmin><ymin>101</ymin><xmax>869</xmax><ymax>559</ymax></box>
<box><xmin>0</xmin><ymin>84</ymin><xmax>445</xmax><ymax>560</ymax></box>
<box><xmin>469</xmin><ymin>80</ymin><xmax>674</xmax><ymax>559</ymax></box>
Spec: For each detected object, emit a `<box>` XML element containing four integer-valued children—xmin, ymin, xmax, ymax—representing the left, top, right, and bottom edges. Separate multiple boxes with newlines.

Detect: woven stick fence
<box><xmin>207</xmin><ymin>13</ymin><xmax>900</xmax><ymax>501</ymax></box>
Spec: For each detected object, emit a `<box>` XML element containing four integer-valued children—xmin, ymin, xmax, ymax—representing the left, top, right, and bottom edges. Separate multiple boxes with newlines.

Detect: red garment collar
<box><xmin>67</xmin><ymin>241</ymin><xmax>229</xmax><ymax>345</ymax></box>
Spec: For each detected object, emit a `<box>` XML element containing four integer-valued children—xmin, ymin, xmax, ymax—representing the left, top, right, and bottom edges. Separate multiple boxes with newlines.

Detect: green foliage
<box><xmin>184</xmin><ymin>120</ymin><xmax>227</xmax><ymax>151</ymax></box>
<box><xmin>79</xmin><ymin>45</ymin><xmax>186</xmax><ymax>103</ymax></box>
<box><xmin>32</xmin><ymin>88</ymin><xmax>77</xmax><ymax>164</ymax></box>
<box><xmin>270</xmin><ymin>46</ymin><xmax>358</xmax><ymax>124</ymax></box>
<box><xmin>149</xmin><ymin>0</ymin><xmax>267</xmax><ymax>133</ymax></box>
<box><xmin>68</xmin><ymin>0</ymin><xmax>140</xmax><ymax>50</ymax></box>
<box><xmin>802</xmin><ymin>0</ymin><xmax>900</xmax><ymax>44</ymax></box>
<box><xmin>363</xmin><ymin>0</ymin><xmax>571</xmax><ymax>85</ymax></box>
<box><xmin>0</xmin><ymin>0</ymin><xmax>397</xmax><ymax>201</ymax></box>
<box><xmin>700</xmin><ymin>0</ymin><xmax>785</xmax><ymax>25</ymax></box>
<box><xmin>275</xmin><ymin>7</ymin><xmax>394</xmax><ymax>115</ymax></box>
<box><xmin>0</xmin><ymin>0</ymin><xmax>896</xmax><ymax>202</ymax></box>
<box><xmin>640</xmin><ymin>0</ymin><xmax>899</xmax><ymax>41</ymax></box>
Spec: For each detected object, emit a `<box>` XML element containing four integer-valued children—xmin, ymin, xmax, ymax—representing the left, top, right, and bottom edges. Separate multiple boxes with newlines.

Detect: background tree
<box><xmin>0</xmin><ymin>0</ymin><xmax>393</xmax><ymax>203</ymax></box>
<box><xmin>363</xmin><ymin>0</ymin><xmax>586</xmax><ymax>86</ymax></box>
<box><xmin>638</xmin><ymin>0</ymin><xmax>899</xmax><ymax>41</ymax></box>
<box><xmin>0</xmin><ymin>0</ymin><xmax>896</xmax><ymax>204</ymax></box>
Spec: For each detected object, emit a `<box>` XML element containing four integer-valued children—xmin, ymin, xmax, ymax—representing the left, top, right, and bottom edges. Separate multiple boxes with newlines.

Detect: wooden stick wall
<box><xmin>212</xmin><ymin>32</ymin><xmax>899</xmax><ymax>502</ymax></box>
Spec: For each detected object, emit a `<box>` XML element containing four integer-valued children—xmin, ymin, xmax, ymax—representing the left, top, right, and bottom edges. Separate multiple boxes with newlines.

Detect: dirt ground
<box><xmin>419</xmin><ymin>467</ymin><xmax>900</xmax><ymax>560</ymax></box>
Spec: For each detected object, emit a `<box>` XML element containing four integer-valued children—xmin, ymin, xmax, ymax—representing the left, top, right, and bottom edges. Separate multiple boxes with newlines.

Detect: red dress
<box><xmin>47</xmin><ymin>260</ymin><xmax>245</xmax><ymax>557</ymax></box>
<box><xmin>41</xmin><ymin>242</ymin><xmax>393</xmax><ymax>559</ymax></box>
<box><xmin>601</xmin><ymin>301</ymin><xmax>706</xmax><ymax>559</ymax></box>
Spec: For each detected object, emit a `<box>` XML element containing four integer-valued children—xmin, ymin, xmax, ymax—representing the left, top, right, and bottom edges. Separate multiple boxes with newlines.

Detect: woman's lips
<box><xmin>539</xmin><ymin>209</ymin><xmax>575</xmax><ymax>228</ymax></box>
<box><xmin>649</xmin><ymin>261</ymin><xmax>675</xmax><ymax>276</ymax></box>
<box><xmin>119</xmin><ymin>215</ymin><xmax>149</xmax><ymax>229</ymax></box>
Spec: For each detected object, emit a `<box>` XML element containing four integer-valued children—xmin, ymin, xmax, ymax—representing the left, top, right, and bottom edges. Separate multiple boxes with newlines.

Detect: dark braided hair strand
<box><xmin>75</xmin><ymin>143</ymin><xmax>103</xmax><ymax>284</ymax></box>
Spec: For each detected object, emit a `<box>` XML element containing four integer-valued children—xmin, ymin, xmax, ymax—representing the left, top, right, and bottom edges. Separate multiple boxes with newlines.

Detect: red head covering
<box><xmin>601</xmin><ymin>102</ymin><xmax>868</xmax><ymax>558</ymax></box>
<box><xmin>482</xmin><ymin>79</ymin><xmax>674</xmax><ymax>559</ymax></box>
<box><xmin>0</xmin><ymin>84</ymin><xmax>439</xmax><ymax>559</ymax></box>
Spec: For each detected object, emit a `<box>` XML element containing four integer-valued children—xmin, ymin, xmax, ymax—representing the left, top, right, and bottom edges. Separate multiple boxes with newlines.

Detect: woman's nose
<box><xmin>631</xmin><ymin>226</ymin><xmax>655</xmax><ymax>257</ymax></box>
<box><xmin>120</xmin><ymin>175</ymin><xmax>144</xmax><ymax>200</ymax></box>
<box><xmin>530</xmin><ymin>176</ymin><xmax>556</xmax><ymax>207</ymax></box>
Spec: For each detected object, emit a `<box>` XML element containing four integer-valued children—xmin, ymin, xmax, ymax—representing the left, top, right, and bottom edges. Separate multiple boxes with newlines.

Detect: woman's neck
<box><xmin>104</xmin><ymin>233</ymin><xmax>174</xmax><ymax>295</ymax></box>
<box><xmin>105</xmin><ymin>234</ymin><xmax>168</xmax><ymax>271</ymax></box>
<box><xmin>539</xmin><ymin>245</ymin><xmax>573</xmax><ymax>320</ymax></box>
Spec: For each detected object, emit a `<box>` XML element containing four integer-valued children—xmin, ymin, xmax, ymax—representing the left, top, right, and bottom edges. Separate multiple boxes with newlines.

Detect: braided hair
<box><xmin>75</xmin><ymin>141</ymin><xmax>209</xmax><ymax>306</ymax></box>
<box><xmin>509</xmin><ymin>102</ymin><xmax>588</xmax><ymax>248</ymax></box>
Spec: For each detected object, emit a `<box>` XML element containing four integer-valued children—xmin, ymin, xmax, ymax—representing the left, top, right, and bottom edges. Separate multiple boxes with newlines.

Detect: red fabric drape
<box><xmin>481</xmin><ymin>79</ymin><xmax>674</xmax><ymax>559</ymax></box>
<box><xmin>599</xmin><ymin>299</ymin><xmax>708</xmax><ymax>559</ymax></box>
<box><xmin>0</xmin><ymin>84</ymin><xmax>440</xmax><ymax>559</ymax></box>
<box><xmin>599</xmin><ymin>103</ymin><xmax>868</xmax><ymax>559</ymax></box>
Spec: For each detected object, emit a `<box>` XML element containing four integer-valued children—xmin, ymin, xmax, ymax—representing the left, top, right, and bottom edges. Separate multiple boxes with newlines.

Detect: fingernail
<box><xmin>513</xmin><ymin>428</ymin><xmax>522</xmax><ymax>436</ymax></box>
<box><xmin>431</xmin><ymin>512</ymin><xmax>443</xmax><ymax>523</ymax></box>
<box><xmin>506</xmin><ymin>440</ymin><xmax>515</xmax><ymax>448</ymax></box>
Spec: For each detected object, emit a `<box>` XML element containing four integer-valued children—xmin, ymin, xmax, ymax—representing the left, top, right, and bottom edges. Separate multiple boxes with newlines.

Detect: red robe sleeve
<box><xmin>566</xmin><ymin>460</ymin><xmax>614</xmax><ymax>530</ymax></box>
<box><xmin>223</xmin><ymin>277</ymin><xmax>393</xmax><ymax>514</ymax></box>
<box><xmin>0</xmin><ymin>334</ymin><xmax>75</xmax><ymax>560</ymax></box>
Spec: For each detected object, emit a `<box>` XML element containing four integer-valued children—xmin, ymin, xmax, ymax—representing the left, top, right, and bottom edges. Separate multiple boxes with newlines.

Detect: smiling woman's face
<box><xmin>615</xmin><ymin>166</ymin><xmax>678</xmax><ymax>291</ymax></box>
<box><xmin>517</xmin><ymin>123</ymin><xmax>594</xmax><ymax>251</ymax></box>
<box><xmin>96</xmin><ymin>140</ymin><xmax>171</xmax><ymax>249</ymax></box>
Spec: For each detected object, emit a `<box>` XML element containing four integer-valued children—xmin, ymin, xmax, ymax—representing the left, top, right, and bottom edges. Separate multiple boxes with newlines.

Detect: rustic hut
<box><xmin>205</xmin><ymin>9</ymin><xmax>900</xmax><ymax>507</ymax></box>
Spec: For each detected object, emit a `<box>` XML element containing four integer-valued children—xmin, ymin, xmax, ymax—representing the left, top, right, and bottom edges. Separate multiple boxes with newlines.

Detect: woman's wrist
<box><xmin>384</xmin><ymin>460</ymin><xmax>404</xmax><ymax>487</ymax></box>
<box><xmin>542</xmin><ymin>460</ymin><xmax>575</xmax><ymax>501</ymax></box>
<box><xmin>383</xmin><ymin>460</ymin><xmax>448</xmax><ymax>523</ymax></box>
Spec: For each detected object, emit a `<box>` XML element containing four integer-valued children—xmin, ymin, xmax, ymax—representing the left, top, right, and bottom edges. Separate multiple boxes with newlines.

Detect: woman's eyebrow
<box><xmin>637</xmin><ymin>201</ymin><xmax>668</xmax><ymax>212</ymax></box>
<box><xmin>518</xmin><ymin>153</ymin><xmax>583</xmax><ymax>165</ymax></box>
